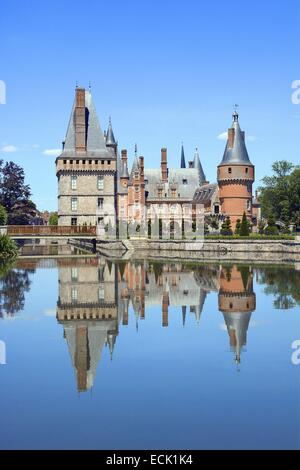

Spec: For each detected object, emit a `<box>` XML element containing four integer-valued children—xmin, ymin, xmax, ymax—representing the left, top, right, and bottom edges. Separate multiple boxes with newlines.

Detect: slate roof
<box><xmin>219</xmin><ymin>112</ymin><xmax>253</xmax><ymax>166</ymax></box>
<box><xmin>193</xmin><ymin>183</ymin><xmax>218</xmax><ymax>204</ymax></box>
<box><xmin>61</xmin><ymin>90</ymin><xmax>114</xmax><ymax>159</ymax></box>
<box><xmin>192</xmin><ymin>148</ymin><xmax>206</xmax><ymax>184</ymax></box>
<box><xmin>144</xmin><ymin>168</ymin><xmax>199</xmax><ymax>200</ymax></box>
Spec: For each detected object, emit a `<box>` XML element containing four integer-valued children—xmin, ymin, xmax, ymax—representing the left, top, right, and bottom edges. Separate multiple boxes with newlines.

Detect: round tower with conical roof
<box><xmin>217</xmin><ymin>111</ymin><xmax>254</xmax><ymax>229</ymax></box>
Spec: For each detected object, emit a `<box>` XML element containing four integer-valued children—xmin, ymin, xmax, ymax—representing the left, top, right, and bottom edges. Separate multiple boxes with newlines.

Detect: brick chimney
<box><xmin>121</xmin><ymin>149</ymin><xmax>127</xmax><ymax>165</ymax></box>
<box><xmin>139</xmin><ymin>156</ymin><xmax>144</xmax><ymax>182</ymax></box>
<box><xmin>75</xmin><ymin>87</ymin><xmax>86</xmax><ymax>152</ymax></box>
<box><xmin>161</xmin><ymin>148</ymin><xmax>168</xmax><ymax>182</ymax></box>
<box><xmin>228</xmin><ymin>128</ymin><xmax>235</xmax><ymax>149</ymax></box>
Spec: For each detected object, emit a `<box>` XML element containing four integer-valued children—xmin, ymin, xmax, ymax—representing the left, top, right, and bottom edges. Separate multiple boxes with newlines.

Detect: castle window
<box><xmin>97</xmin><ymin>175</ymin><xmax>104</xmax><ymax>190</ymax></box>
<box><xmin>107</xmin><ymin>160</ymin><xmax>111</xmax><ymax>165</ymax></box>
<box><xmin>182</xmin><ymin>179</ymin><xmax>187</xmax><ymax>185</ymax></box>
<box><xmin>229</xmin><ymin>303</ymin><xmax>233</xmax><ymax>309</ymax></box>
<box><xmin>71</xmin><ymin>197</ymin><xmax>77</xmax><ymax>211</ymax></box>
<box><xmin>82</xmin><ymin>159</ymin><xmax>86</xmax><ymax>164</ymax></box>
<box><xmin>95</xmin><ymin>160</ymin><xmax>98</xmax><ymax>164</ymax></box>
<box><xmin>71</xmin><ymin>287</ymin><xmax>77</xmax><ymax>303</ymax></box>
<box><xmin>245</xmin><ymin>167</ymin><xmax>249</xmax><ymax>174</ymax></box>
<box><xmin>71</xmin><ymin>268</ymin><xmax>78</xmax><ymax>282</ymax></box>
<box><xmin>101</xmin><ymin>160</ymin><xmax>104</xmax><ymax>164</ymax></box>
<box><xmin>214</xmin><ymin>205</ymin><xmax>220</xmax><ymax>214</ymax></box>
<box><xmin>63</xmin><ymin>159</ymin><xmax>67</xmax><ymax>164</ymax></box>
<box><xmin>71</xmin><ymin>217</ymin><xmax>77</xmax><ymax>226</ymax></box>
<box><xmin>135</xmin><ymin>185</ymin><xmax>139</xmax><ymax>192</ymax></box>
<box><xmin>247</xmin><ymin>200</ymin><xmax>251</xmax><ymax>211</ymax></box>
<box><xmin>228</xmin><ymin>167</ymin><xmax>232</xmax><ymax>174</ymax></box>
<box><xmin>70</xmin><ymin>159</ymin><xmax>73</xmax><ymax>164</ymax></box>
<box><xmin>99</xmin><ymin>284</ymin><xmax>105</xmax><ymax>301</ymax></box>
<box><xmin>71</xmin><ymin>175</ymin><xmax>77</xmax><ymax>190</ymax></box>
<box><xmin>98</xmin><ymin>197</ymin><xmax>104</xmax><ymax>209</ymax></box>
<box><xmin>76</xmin><ymin>160</ymin><xmax>79</xmax><ymax>165</ymax></box>
<box><xmin>89</xmin><ymin>160</ymin><xmax>92</xmax><ymax>164</ymax></box>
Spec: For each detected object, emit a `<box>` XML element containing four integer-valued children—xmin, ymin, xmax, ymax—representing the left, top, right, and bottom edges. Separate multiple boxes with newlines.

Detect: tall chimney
<box><xmin>228</xmin><ymin>128</ymin><xmax>235</xmax><ymax>149</ymax></box>
<box><xmin>121</xmin><ymin>149</ymin><xmax>127</xmax><ymax>164</ymax></box>
<box><xmin>139</xmin><ymin>156</ymin><xmax>144</xmax><ymax>181</ymax></box>
<box><xmin>161</xmin><ymin>148</ymin><xmax>168</xmax><ymax>182</ymax></box>
<box><xmin>75</xmin><ymin>87</ymin><xmax>86</xmax><ymax>152</ymax></box>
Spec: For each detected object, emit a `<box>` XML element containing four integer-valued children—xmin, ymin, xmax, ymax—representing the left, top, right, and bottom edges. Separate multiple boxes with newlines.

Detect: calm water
<box><xmin>0</xmin><ymin>251</ymin><xmax>300</xmax><ymax>450</ymax></box>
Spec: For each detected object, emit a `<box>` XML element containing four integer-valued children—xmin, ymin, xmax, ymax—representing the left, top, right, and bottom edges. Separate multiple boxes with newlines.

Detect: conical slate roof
<box><xmin>219</xmin><ymin>112</ymin><xmax>253</xmax><ymax>166</ymax></box>
<box><xmin>106</xmin><ymin>117</ymin><xmax>117</xmax><ymax>146</ymax></box>
<box><xmin>120</xmin><ymin>161</ymin><xmax>129</xmax><ymax>178</ymax></box>
<box><xmin>63</xmin><ymin>89</ymin><xmax>110</xmax><ymax>157</ymax></box>
<box><xmin>180</xmin><ymin>144</ymin><xmax>186</xmax><ymax>168</ymax></box>
<box><xmin>193</xmin><ymin>147</ymin><xmax>206</xmax><ymax>185</ymax></box>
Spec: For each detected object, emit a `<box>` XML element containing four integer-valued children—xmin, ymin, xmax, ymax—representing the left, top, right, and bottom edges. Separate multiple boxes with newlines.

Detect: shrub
<box><xmin>0</xmin><ymin>205</ymin><xmax>8</xmax><ymax>225</ymax></box>
<box><xmin>240</xmin><ymin>212</ymin><xmax>250</xmax><ymax>236</ymax></box>
<box><xmin>220</xmin><ymin>217</ymin><xmax>233</xmax><ymax>236</ymax></box>
<box><xmin>0</xmin><ymin>234</ymin><xmax>18</xmax><ymax>259</ymax></box>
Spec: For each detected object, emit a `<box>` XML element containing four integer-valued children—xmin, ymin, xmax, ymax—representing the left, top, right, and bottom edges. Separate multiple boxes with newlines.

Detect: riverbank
<box><xmin>68</xmin><ymin>237</ymin><xmax>300</xmax><ymax>263</ymax></box>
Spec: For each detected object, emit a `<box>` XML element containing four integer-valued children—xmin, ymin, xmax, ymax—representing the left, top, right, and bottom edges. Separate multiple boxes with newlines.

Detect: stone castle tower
<box><xmin>217</xmin><ymin>111</ymin><xmax>255</xmax><ymax>229</ymax></box>
<box><xmin>56</xmin><ymin>87</ymin><xmax>117</xmax><ymax>227</ymax></box>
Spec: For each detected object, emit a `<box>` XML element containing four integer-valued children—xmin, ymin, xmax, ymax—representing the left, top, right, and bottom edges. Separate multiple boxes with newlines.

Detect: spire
<box><xmin>130</xmin><ymin>144</ymin><xmax>139</xmax><ymax>181</ymax></box>
<box><xmin>106</xmin><ymin>116</ymin><xmax>117</xmax><ymax>146</ymax></box>
<box><xmin>180</xmin><ymin>143</ymin><xmax>186</xmax><ymax>168</ymax></box>
<box><xmin>193</xmin><ymin>147</ymin><xmax>206</xmax><ymax>185</ymax></box>
<box><xmin>219</xmin><ymin>110</ymin><xmax>253</xmax><ymax>166</ymax></box>
<box><xmin>120</xmin><ymin>160</ymin><xmax>129</xmax><ymax>178</ymax></box>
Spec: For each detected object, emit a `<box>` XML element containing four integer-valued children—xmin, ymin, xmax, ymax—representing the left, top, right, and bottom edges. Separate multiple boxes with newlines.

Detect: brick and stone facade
<box><xmin>56</xmin><ymin>88</ymin><xmax>259</xmax><ymax>233</ymax></box>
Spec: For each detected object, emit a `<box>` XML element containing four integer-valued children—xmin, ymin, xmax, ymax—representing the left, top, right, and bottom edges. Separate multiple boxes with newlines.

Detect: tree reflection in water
<box><xmin>0</xmin><ymin>261</ymin><xmax>35</xmax><ymax>318</ymax></box>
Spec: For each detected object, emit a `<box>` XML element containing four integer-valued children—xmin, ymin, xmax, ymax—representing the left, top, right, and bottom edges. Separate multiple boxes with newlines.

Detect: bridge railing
<box><xmin>7</xmin><ymin>225</ymin><xmax>97</xmax><ymax>236</ymax></box>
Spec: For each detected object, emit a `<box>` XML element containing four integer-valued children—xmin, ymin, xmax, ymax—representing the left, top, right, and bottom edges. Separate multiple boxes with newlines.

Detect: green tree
<box><xmin>239</xmin><ymin>212</ymin><xmax>250</xmax><ymax>236</ymax></box>
<box><xmin>264</xmin><ymin>214</ymin><xmax>279</xmax><ymax>235</ymax></box>
<box><xmin>234</xmin><ymin>219</ymin><xmax>241</xmax><ymax>235</ymax></box>
<box><xmin>49</xmin><ymin>212</ymin><xmax>58</xmax><ymax>225</ymax></box>
<box><xmin>258</xmin><ymin>219</ymin><xmax>265</xmax><ymax>235</ymax></box>
<box><xmin>0</xmin><ymin>159</ymin><xmax>36</xmax><ymax>224</ymax></box>
<box><xmin>220</xmin><ymin>217</ymin><xmax>233</xmax><ymax>236</ymax></box>
<box><xmin>259</xmin><ymin>161</ymin><xmax>300</xmax><ymax>224</ymax></box>
<box><xmin>0</xmin><ymin>205</ymin><xmax>7</xmax><ymax>225</ymax></box>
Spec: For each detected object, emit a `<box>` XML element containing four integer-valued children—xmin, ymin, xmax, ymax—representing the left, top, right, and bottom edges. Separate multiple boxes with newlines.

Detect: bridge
<box><xmin>4</xmin><ymin>225</ymin><xmax>97</xmax><ymax>239</ymax></box>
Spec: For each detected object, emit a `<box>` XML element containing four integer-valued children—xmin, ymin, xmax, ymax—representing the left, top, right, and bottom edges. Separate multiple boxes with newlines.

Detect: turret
<box><xmin>217</xmin><ymin>110</ymin><xmax>255</xmax><ymax>229</ymax></box>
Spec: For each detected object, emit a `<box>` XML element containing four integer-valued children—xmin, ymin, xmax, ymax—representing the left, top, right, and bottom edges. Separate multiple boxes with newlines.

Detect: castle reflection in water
<box><xmin>55</xmin><ymin>258</ymin><xmax>256</xmax><ymax>392</ymax></box>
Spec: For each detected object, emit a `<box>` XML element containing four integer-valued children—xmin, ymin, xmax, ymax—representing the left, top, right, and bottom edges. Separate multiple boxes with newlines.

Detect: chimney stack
<box><xmin>139</xmin><ymin>156</ymin><xmax>144</xmax><ymax>181</ymax></box>
<box><xmin>75</xmin><ymin>87</ymin><xmax>86</xmax><ymax>152</ymax></box>
<box><xmin>228</xmin><ymin>128</ymin><xmax>235</xmax><ymax>149</ymax></box>
<box><xmin>161</xmin><ymin>148</ymin><xmax>168</xmax><ymax>182</ymax></box>
<box><xmin>121</xmin><ymin>149</ymin><xmax>128</xmax><ymax>164</ymax></box>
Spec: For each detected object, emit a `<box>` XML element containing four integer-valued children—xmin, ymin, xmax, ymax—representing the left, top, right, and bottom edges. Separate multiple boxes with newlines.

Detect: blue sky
<box><xmin>0</xmin><ymin>0</ymin><xmax>299</xmax><ymax>211</ymax></box>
